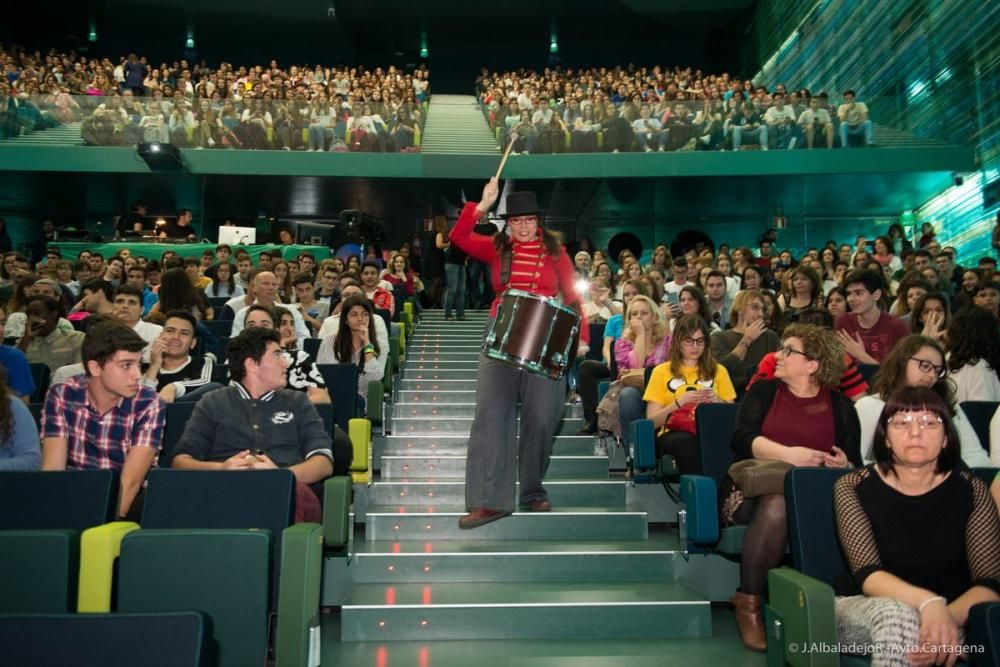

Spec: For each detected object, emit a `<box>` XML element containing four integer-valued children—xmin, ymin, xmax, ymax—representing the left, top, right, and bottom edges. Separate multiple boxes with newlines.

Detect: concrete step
<box><xmin>391</xmin><ymin>416</ymin><xmax>584</xmax><ymax>436</ymax></box>
<box><xmin>340</xmin><ymin>580</ymin><xmax>708</xmax><ymax>641</ymax></box>
<box><xmin>396</xmin><ymin>368</ymin><xmax>480</xmax><ymax>380</ymax></box>
<box><xmin>378</xmin><ymin>434</ymin><xmax>597</xmax><ymax>458</ymax></box>
<box><xmin>364</xmin><ymin>506</ymin><xmax>648</xmax><ymax>541</ymax></box>
<box><xmin>397</xmin><ymin>378</ymin><xmax>478</xmax><ymax>392</ymax></box>
<box><xmin>406</xmin><ymin>351</ymin><xmax>482</xmax><ymax>361</ymax></box>
<box><xmin>391</xmin><ymin>403</ymin><xmax>581</xmax><ymax>419</ymax></box>
<box><xmin>366</xmin><ymin>480</ymin><xmax>625</xmax><ymax>507</ymax></box>
<box><xmin>381</xmin><ymin>454</ymin><xmax>606</xmax><ymax>480</ymax></box>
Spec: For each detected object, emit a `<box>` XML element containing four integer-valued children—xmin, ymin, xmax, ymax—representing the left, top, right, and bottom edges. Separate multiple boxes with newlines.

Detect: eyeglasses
<box><xmin>680</xmin><ymin>337</ymin><xmax>707</xmax><ymax>346</ymax></box>
<box><xmin>887</xmin><ymin>414</ymin><xmax>944</xmax><ymax>431</ymax></box>
<box><xmin>778</xmin><ymin>345</ymin><xmax>812</xmax><ymax>359</ymax></box>
<box><xmin>909</xmin><ymin>357</ymin><xmax>947</xmax><ymax>379</ymax></box>
<box><xmin>507</xmin><ymin>218</ymin><xmax>536</xmax><ymax>227</ymax></box>
<box><xmin>270</xmin><ymin>350</ymin><xmax>292</xmax><ymax>362</ymax></box>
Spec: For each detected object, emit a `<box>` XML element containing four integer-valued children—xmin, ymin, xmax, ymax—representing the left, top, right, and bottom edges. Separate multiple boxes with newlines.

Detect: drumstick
<box><xmin>494</xmin><ymin>131</ymin><xmax>519</xmax><ymax>180</ymax></box>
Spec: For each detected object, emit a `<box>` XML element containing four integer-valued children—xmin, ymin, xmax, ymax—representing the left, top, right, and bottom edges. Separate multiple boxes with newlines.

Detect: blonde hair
<box><xmin>624</xmin><ymin>295</ymin><xmax>667</xmax><ymax>344</ymax></box>
<box><xmin>728</xmin><ymin>289</ymin><xmax>764</xmax><ymax>328</ymax></box>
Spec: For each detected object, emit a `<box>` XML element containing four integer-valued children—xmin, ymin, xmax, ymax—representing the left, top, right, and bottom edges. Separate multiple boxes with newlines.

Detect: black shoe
<box><xmin>576</xmin><ymin>421</ymin><xmax>598</xmax><ymax>435</ymax></box>
<box><xmin>444</xmin><ymin>314</ymin><xmax>454</xmax><ymax>320</ymax></box>
<box><xmin>457</xmin><ymin>316</ymin><xmax>466</xmax><ymax>321</ymax></box>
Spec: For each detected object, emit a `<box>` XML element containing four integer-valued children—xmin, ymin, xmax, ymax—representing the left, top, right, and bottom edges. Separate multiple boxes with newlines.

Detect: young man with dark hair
<box><xmin>834</xmin><ymin>268</ymin><xmax>909</xmax><ymax>363</ymax></box>
<box><xmin>297</xmin><ymin>252</ymin><xmax>316</xmax><ymax>277</ymax></box>
<box><xmin>172</xmin><ymin>327</ymin><xmax>349</xmax><ymax>522</ymax></box>
<box><xmin>183</xmin><ymin>256</ymin><xmax>212</xmax><ymax>291</ymax></box>
<box><xmin>234</xmin><ymin>254</ymin><xmax>253</xmax><ymax>291</ymax></box>
<box><xmin>663</xmin><ymin>257</ymin><xmax>690</xmax><ymax>298</ymax></box>
<box><xmin>18</xmin><ymin>295</ymin><xmax>85</xmax><ymax>373</ymax></box>
<box><xmin>41</xmin><ymin>321</ymin><xmax>164</xmax><ymax>520</ymax></box>
<box><xmin>973</xmin><ymin>281</ymin><xmax>1000</xmax><ymax>319</ymax></box>
<box><xmin>204</xmin><ymin>244</ymin><xmax>232</xmax><ymax>281</ymax></box>
<box><xmin>159</xmin><ymin>208</ymin><xmax>196</xmax><ymax>240</ymax></box>
<box><xmin>67</xmin><ymin>259</ymin><xmax>94</xmax><ymax>298</ymax></box>
<box><xmin>72</xmin><ymin>279</ymin><xmax>116</xmax><ymax>319</ymax></box>
<box><xmin>142</xmin><ymin>309</ymin><xmax>219</xmax><ymax>403</ymax></box>
<box><xmin>360</xmin><ymin>261</ymin><xmax>394</xmax><ymax>314</ymax></box>
<box><xmin>292</xmin><ymin>272</ymin><xmax>329</xmax><ymax>334</ymax></box>
<box><xmin>114</xmin><ymin>285</ymin><xmax>162</xmax><ymax>361</ymax></box>
<box><xmin>704</xmin><ymin>271</ymin><xmax>732</xmax><ymax>329</ymax></box>
<box><xmin>126</xmin><ymin>265</ymin><xmax>158</xmax><ymax>315</ymax></box>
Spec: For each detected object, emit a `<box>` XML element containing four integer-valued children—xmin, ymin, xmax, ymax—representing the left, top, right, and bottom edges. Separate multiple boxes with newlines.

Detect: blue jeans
<box><xmin>444</xmin><ymin>262</ymin><xmax>466</xmax><ymax>317</ymax></box>
<box><xmin>733</xmin><ymin>124</ymin><xmax>768</xmax><ymax>149</ymax></box>
<box><xmin>308</xmin><ymin>125</ymin><xmax>332</xmax><ymax>150</ymax></box>
<box><xmin>618</xmin><ymin>385</ymin><xmax>645</xmax><ymax>444</ymax></box>
<box><xmin>839</xmin><ymin>120</ymin><xmax>873</xmax><ymax>147</ymax></box>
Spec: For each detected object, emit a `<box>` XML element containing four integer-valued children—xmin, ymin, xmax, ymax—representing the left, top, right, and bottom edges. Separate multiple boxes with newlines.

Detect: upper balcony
<box><xmin>0</xmin><ymin>92</ymin><xmax>974</xmax><ymax>187</ymax></box>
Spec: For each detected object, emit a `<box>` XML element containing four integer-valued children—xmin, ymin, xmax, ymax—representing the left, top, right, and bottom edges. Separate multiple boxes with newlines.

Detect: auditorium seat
<box><xmin>78</xmin><ymin>468</ymin><xmax>336</xmax><ymax>667</ymax></box>
<box><xmin>28</xmin><ymin>362</ymin><xmax>50</xmax><ymax>404</ymax></box>
<box><xmin>302</xmin><ymin>336</ymin><xmax>321</xmax><ymax>359</ymax></box>
<box><xmin>0</xmin><ymin>612</ymin><xmax>211</xmax><ymax>667</ymax></box>
<box><xmin>0</xmin><ymin>470</ymin><xmax>116</xmax><ymax>613</ymax></box>
<box><xmin>678</xmin><ymin>403</ymin><xmax>741</xmax><ymax>554</ymax></box>
<box><xmin>201</xmin><ymin>319</ymin><xmax>233</xmax><ymax>339</ymax></box>
<box><xmin>960</xmin><ymin>401</ymin><xmax>999</xmax><ymax>454</ymax></box>
<box><xmin>764</xmin><ymin>467</ymin><xmax>853</xmax><ymax>666</ymax></box>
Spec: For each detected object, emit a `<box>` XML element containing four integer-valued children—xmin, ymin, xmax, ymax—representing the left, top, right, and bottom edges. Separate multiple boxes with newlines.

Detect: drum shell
<box><xmin>484</xmin><ymin>290</ymin><xmax>580</xmax><ymax>380</ymax></box>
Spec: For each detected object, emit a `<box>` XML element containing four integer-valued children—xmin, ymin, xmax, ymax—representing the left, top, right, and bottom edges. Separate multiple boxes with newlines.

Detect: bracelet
<box><xmin>362</xmin><ymin>344</ymin><xmax>375</xmax><ymax>355</ymax></box>
<box><xmin>918</xmin><ymin>596</ymin><xmax>947</xmax><ymax>613</ymax></box>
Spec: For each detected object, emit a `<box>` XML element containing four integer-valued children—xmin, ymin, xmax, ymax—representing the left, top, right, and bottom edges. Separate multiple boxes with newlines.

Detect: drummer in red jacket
<box><xmin>450</xmin><ymin>177</ymin><xmax>588</xmax><ymax>529</ymax></box>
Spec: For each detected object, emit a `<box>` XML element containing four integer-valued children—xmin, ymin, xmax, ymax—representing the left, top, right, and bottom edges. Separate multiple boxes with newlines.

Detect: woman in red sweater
<box><xmin>450</xmin><ymin>177</ymin><xmax>586</xmax><ymax>529</ymax></box>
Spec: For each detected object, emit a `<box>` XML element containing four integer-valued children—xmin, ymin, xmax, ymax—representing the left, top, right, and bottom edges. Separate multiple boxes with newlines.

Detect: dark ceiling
<box><xmin>7</xmin><ymin>0</ymin><xmax>754</xmax><ymax>91</ymax></box>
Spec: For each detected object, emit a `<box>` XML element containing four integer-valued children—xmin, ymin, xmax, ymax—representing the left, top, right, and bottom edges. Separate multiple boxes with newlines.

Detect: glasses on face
<box><xmin>887</xmin><ymin>413</ymin><xmax>944</xmax><ymax>431</ymax></box>
<box><xmin>909</xmin><ymin>357</ymin><xmax>947</xmax><ymax>379</ymax></box>
<box><xmin>778</xmin><ymin>345</ymin><xmax>811</xmax><ymax>359</ymax></box>
<box><xmin>681</xmin><ymin>336</ymin><xmax>706</xmax><ymax>347</ymax></box>
<box><xmin>507</xmin><ymin>218</ymin><xmax>536</xmax><ymax>227</ymax></box>
<box><xmin>271</xmin><ymin>349</ymin><xmax>292</xmax><ymax>363</ymax></box>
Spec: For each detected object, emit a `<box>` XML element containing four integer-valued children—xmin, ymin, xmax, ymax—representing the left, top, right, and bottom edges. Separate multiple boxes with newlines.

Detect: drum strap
<box><xmin>499</xmin><ymin>248</ymin><xmax>513</xmax><ymax>289</ymax></box>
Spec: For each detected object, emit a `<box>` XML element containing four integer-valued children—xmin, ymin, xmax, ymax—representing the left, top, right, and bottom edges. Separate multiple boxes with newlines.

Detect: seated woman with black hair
<box><xmin>946</xmin><ymin>306</ymin><xmax>1000</xmax><ymax>403</ymax></box>
<box><xmin>857</xmin><ymin>334</ymin><xmax>990</xmax><ymax>468</ymax></box>
<box><xmin>834</xmin><ymin>386</ymin><xmax>1000</xmax><ymax>666</ymax></box>
<box><xmin>317</xmin><ymin>294</ymin><xmax>388</xmax><ymax>414</ymax></box>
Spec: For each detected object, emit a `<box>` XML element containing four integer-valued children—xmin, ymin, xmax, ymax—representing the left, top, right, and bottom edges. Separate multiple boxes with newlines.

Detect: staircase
<box><xmin>419</xmin><ymin>95</ymin><xmax>500</xmax><ymax>155</ymax></box>
<box><xmin>1</xmin><ymin>122</ymin><xmax>83</xmax><ymax>147</ymax></box>
<box><xmin>341</xmin><ymin>310</ymin><xmax>711</xmax><ymax>643</ymax></box>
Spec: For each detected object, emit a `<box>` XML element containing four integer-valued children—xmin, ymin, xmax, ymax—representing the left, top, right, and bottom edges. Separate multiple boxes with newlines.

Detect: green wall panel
<box><xmin>746</xmin><ymin>0</ymin><xmax>1000</xmax><ymax>264</ymax></box>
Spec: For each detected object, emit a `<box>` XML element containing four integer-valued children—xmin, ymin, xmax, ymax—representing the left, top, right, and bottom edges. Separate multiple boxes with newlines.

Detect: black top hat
<box><xmin>500</xmin><ymin>191</ymin><xmax>543</xmax><ymax>219</ymax></box>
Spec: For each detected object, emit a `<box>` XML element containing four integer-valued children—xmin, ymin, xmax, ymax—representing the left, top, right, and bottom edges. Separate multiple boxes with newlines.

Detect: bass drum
<box><xmin>484</xmin><ymin>289</ymin><xmax>581</xmax><ymax>380</ymax></box>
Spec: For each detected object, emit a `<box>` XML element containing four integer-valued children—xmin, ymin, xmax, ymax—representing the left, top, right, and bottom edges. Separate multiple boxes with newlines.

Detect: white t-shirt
<box><xmin>948</xmin><ymin>358</ymin><xmax>1000</xmax><ymax>403</ymax></box>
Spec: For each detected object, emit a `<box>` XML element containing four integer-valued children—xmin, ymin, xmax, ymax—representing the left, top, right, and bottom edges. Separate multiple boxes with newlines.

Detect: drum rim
<box><xmin>499</xmin><ymin>288</ymin><xmax>578</xmax><ymax>317</ymax></box>
<box><xmin>484</xmin><ymin>347</ymin><xmax>562</xmax><ymax>379</ymax></box>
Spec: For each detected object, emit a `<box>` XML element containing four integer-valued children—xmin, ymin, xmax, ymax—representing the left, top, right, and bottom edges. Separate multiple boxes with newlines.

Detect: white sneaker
<box><xmin>657</xmin><ymin>146</ymin><xmax>665</xmax><ymax>152</ymax></box>
<box><xmin>207</xmin><ymin>138</ymin><xmax>215</xmax><ymax>147</ymax></box>
<box><xmin>593</xmin><ymin>440</ymin><xmax>609</xmax><ymax>457</ymax></box>
<box><xmin>612</xmin><ymin>148</ymin><xmax>619</xmax><ymax>153</ymax></box>
<box><xmin>644</xmin><ymin>146</ymin><xmax>652</xmax><ymax>153</ymax></box>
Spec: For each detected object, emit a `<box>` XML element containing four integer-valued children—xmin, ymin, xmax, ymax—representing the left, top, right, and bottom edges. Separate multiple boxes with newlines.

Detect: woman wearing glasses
<box><xmin>727</xmin><ymin>323</ymin><xmax>862</xmax><ymax>651</ymax></box>
<box><xmin>856</xmin><ymin>335</ymin><xmax>990</xmax><ymax>467</ymax></box>
<box><xmin>643</xmin><ymin>315</ymin><xmax>736</xmax><ymax>475</ymax></box>
<box><xmin>833</xmin><ymin>386</ymin><xmax>1000</xmax><ymax>666</ymax></box>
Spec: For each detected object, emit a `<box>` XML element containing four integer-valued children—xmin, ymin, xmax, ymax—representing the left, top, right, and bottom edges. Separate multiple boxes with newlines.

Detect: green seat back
<box><xmin>118</xmin><ymin>529</ymin><xmax>271</xmax><ymax>667</ymax></box>
<box><xmin>0</xmin><ymin>531</ymin><xmax>77</xmax><ymax>613</ymax></box>
<box><xmin>694</xmin><ymin>403</ymin><xmax>739</xmax><ymax>485</ymax></box>
<box><xmin>162</xmin><ymin>401</ymin><xmax>198</xmax><ymax>468</ymax></box>
<box><xmin>0</xmin><ymin>611</ymin><xmax>209</xmax><ymax>666</ymax></box>
<box><xmin>784</xmin><ymin>468</ymin><xmax>852</xmax><ymax>585</ymax></box>
<box><xmin>0</xmin><ymin>470</ymin><xmax>115</xmax><ymax>530</ymax></box>
<box><xmin>316</xmin><ymin>363</ymin><xmax>359</xmax><ymax>431</ymax></box>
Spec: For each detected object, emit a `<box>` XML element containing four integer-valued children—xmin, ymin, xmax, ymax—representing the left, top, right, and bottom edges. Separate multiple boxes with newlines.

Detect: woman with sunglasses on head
<box><xmin>833</xmin><ymin>386</ymin><xmax>1000</xmax><ymax>667</ymax></box>
<box><xmin>711</xmin><ymin>290</ymin><xmax>781</xmax><ymax>397</ymax></box>
<box><xmin>856</xmin><ymin>335</ymin><xmax>989</xmax><ymax>467</ymax></box>
<box><xmin>726</xmin><ymin>323</ymin><xmax>861</xmax><ymax>651</ymax></box>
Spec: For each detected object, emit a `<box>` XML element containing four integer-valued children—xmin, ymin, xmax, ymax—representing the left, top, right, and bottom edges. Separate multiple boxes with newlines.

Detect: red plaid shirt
<box><xmin>42</xmin><ymin>375</ymin><xmax>165</xmax><ymax>470</ymax></box>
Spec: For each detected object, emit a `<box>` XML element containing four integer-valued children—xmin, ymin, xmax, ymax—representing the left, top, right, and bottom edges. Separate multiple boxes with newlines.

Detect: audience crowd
<box><xmin>476</xmin><ymin>66</ymin><xmax>874</xmax><ymax>153</ymax></box>
<box><xmin>0</xmin><ymin>204</ymin><xmax>998</xmax><ymax>660</ymax></box>
<box><xmin>0</xmin><ymin>43</ymin><xmax>429</xmax><ymax>151</ymax></box>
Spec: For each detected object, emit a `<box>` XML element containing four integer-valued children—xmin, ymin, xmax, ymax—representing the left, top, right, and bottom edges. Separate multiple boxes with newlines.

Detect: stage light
<box><xmin>550</xmin><ymin>40</ymin><xmax>559</xmax><ymax>54</ymax></box>
<box><xmin>149</xmin><ymin>143</ymin><xmax>161</xmax><ymax>153</ymax></box>
<box><xmin>420</xmin><ymin>46</ymin><xmax>428</xmax><ymax>58</ymax></box>
<box><xmin>137</xmin><ymin>142</ymin><xmax>183</xmax><ymax>171</ymax></box>
<box><xmin>186</xmin><ymin>37</ymin><xmax>195</xmax><ymax>49</ymax></box>
<box><xmin>88</xmin><ymin>30</ymin><xmax>97</xmax><ymax>43</ymax></box>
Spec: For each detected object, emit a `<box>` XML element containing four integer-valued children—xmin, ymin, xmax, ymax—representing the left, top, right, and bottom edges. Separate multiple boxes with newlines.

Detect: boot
<box><xmin>730</xmin><ymin>590</ymin><xmax>767</xmax><ymax>652</ymax></box>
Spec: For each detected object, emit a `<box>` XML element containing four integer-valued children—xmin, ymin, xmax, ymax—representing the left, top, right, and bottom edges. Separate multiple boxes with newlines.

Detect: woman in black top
<box><xmin>442</xmin><ymin>223</ymin><xmax>468</xmax><ymax>321</ymax></box>
<box><xmin>834</xmin><ymin>386</ymin><xmax>1000</xmax><ymax>665</ymax></box>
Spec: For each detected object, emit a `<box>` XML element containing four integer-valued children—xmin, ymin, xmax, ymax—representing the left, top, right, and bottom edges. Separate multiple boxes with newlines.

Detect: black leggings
<box><xmin>654</xmin><ymin>430</ymin><xmax>700</xmax><ymax>474</ymax></box>
<box><xmin>578</xmin><ymin>360</ymin><xmax>610</xmax><ymax>423</ymax></box>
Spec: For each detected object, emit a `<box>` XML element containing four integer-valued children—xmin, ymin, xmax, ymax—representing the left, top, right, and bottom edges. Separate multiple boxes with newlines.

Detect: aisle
<box><xmin>340</xmin><ymin>310</ymin><xmax>711</xmax><ymax>643</ymax></box>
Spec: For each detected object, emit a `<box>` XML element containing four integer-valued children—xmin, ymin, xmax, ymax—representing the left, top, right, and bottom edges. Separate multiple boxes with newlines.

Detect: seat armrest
<box><xmin>678</xmin><ymin>475</ymin><xmax>718</xmax><ymax>546</ymax></box>
<box><xmin>630</xmin><ymin>419</ymin><xmax>656</xmax><ymax>471</ymax></box>
<box><xmin>276</xmin><ymin>522</ymin><xmax>324</xmax><ymax>667</ymax></box>
<box><xmin>78</xmin><ymin>521</ymin><xmax>140</xmax><ymax>612</ymax></box>
<box><xmin>765</xmin><ymin>567</ymin><xmax>838</xmax><ymax>667</ymax></box>
<box><xmin>322</xmin><ymin>476</ymin><xmax>352</xmax><ymax>549</ymax></box>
